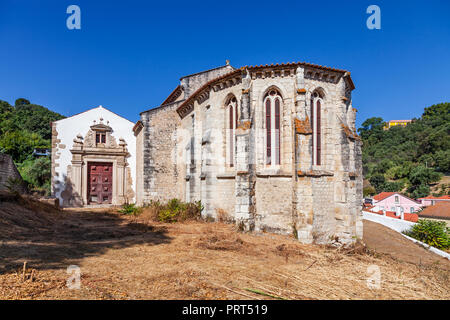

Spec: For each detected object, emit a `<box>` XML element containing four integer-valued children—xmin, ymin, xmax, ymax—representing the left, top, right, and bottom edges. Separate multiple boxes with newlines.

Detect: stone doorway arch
<box><xmin>65</xmin><ymin>119</ymin><xmax>134</xmax><ymax>206</ymax></box>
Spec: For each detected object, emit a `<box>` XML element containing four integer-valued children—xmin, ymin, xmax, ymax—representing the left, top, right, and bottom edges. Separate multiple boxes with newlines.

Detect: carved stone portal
<box><xmin>64</xmin><ymin>120</ymin><xmax>133</xmax><ymax>206</ymax></box>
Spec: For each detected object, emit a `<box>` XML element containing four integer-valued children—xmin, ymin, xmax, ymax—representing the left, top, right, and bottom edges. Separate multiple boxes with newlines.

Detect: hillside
<box><xmin>358</xmin><ymin>103</ymin><xmax>450</xmax><ymax>198</ymax></box>
<box><xmin>0</xmin><ymin>98</ymin><xmax>65</xmax><ymax>194</ymax></box>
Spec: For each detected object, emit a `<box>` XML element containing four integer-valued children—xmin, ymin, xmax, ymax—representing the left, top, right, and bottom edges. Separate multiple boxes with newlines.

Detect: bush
<box><xmin>129</xmin><ymin>199</ymin><xmax>203</xmax><ymax>223</ymax></box>
<box><xmin>158</xmin><ymin>199</ymin><xmax>203</xmax><ymax>222</ymax></box>
<box><xmin>5</xmin><ymin>177</ymin><xmax>24</xmax><ymax>195</ymax></box>
<box><xmin>17</xmin><ymin>157</ymin><xmax>51</xmax><ymax>196</ymax></box>
<box><xmin>119</xmin><ymin>203</ymin><xmax>141</xmax><ymax>216</ymax></box>
<box><xmin>403</xmin><ymin>219</ymin><xmax>450</xmax><ymax>250</ymax></box>
<box><xmin>383</xmin><ymin>181</ymin><xmax>404</xmax><ymax>192</ymax></box>
<box><xmin>363</xmin><ymin>186</ymin><xmax>376</xmax><ymax>197</ymax></box>
<box><xmin>369</xmin><ymin>173</ymin><xmax>385</xmax><ymax>193</ymax></box>
<box><xmin>408</xmin><ymin>183</ymin><xmax>430</xmax><ymax>199</ymax></box>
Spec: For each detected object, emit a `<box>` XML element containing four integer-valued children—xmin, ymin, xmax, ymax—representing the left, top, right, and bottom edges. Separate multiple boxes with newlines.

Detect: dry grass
<box><xmin>0</xmin><ymin>197</ymin><xmax>449</xmax><ymax>300</ymax></box>
<box><xmin>194</xmin><ymin>225</ymin><xmax>244</xmax><ymax>251</ymax></box>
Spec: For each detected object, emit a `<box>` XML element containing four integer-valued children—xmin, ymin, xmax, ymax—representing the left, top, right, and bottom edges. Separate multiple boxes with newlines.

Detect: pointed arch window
<box><xmin>311</xmin><ymin>92</ymin><xmax>323</xmax><ymax>166</ymax></box>
<box><xmin>226</xmin><ymin>96</ymin><xmax>238</xmax><ymax>167</ymax></box>
<box><xmin>264</xmin><ymin>90</ymin><xmax>282</xmax><ymax>165</ymax></box>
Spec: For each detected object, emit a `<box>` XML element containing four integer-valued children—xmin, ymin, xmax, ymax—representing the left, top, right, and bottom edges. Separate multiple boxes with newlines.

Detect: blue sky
<box><xmin>0</xmin><ymin>0</ymin><xmax>449</xmax><ymax>127</ymax></box>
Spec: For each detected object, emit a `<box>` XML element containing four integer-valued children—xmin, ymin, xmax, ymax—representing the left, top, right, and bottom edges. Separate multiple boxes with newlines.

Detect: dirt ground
<box><xmin>363</xmin><ymin>220</ymin><xmax>449</xmax><ymax>265</ymax></box>
<box><xmin>0</xmin><ymin>198</ymin><xmax>449</xmax><ymax>300</ymax></box>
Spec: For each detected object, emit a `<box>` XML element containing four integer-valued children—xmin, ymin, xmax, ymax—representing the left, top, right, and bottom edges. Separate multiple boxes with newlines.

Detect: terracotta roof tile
<box><xmin>373</xmin><ymin>192</ymin><xmax>421</xmax><ymax>204</ymax></box>
<box><xmin>244</xmin><ymin>61</ymin><xmax>350</xmax><ymax>74</ymax></box>
<box><xmin>419</xmin><ymin>202</ymin><xmax>450</xmax><ymax>219</ymax></box>
<box><xmin>161</xmin><ymin>85</ymin><xmax>183</xmax><ymax>105</ymax></box>
<box><xmin>366</xmin><ymin>209</ymin><xmax>419</xmax><ymax>222</ymax></box>
<box><xmin>419</xmin><ymin>195</ymin><xmax>450</xmax><ymax>200</ymax></box>
<box><xmin>373</xmin><ymin>192</ymin><xmax>396</xmax><ymax>201</ymax></box>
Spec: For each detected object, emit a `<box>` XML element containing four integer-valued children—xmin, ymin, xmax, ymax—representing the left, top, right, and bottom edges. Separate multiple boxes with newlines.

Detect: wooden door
<box><xmin>88</xmin><ymin>162</ymin><xmax>113</xmax><ymax>204</ymax></box>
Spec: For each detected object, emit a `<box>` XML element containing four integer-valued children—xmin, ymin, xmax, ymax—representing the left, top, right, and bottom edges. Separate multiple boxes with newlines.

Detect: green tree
<box><xmin>0</xmin><ymin>130</ymin><xmax>49</xmax><ymax>163</ymax></box>
<box><xmin>408</xmin><ymin>165</ymin><xmax>442</xmax><ymax>186</ymax></box>
<box><xmin>15</xmin><ymin>98</ymin><xmax>30</xmax><ymax>106</ymax></box>
<box><xmin>363</xmin><ymin>186</ymin><xmax>376</xmax><ymax>197</ymax></box>
<box><xmin>434</xmin><ymin>150</ymin><xmax>450</xmax><ymax>173</ymax></box>
<box><xmin>409</xmin><ymin>184</ymin><xmax>430</xmax><ymax>199</ymax></box>
<box><xmin>383</xmin><ymin>181</ymin><xmax>404</xmax><ymax>192</ymax></box>
<box><xmin>18</xmin><ymin>157</ymin><xmax>51</xmax><ymax>189</ymax></box>
<box><xmin>369</xmin><ymin>173</ymin><xmax>386</xmax><ymax>193</ymax></box>
<box><xmin>0</xmin><ymin>100</ymin><xmax>13</xmax><ymax>113</ymax></box>
<box><xmin>8</xmin><ymin>103</ymin><xmax>65</xmax><ymax>140</ymax></box>
<box><xmin>359</xmin><ymin>102</ymin><xmax>449</xmax><ymax>198</ymax></box>
<box><xmin>357</xmin><ymin>117</ymin><xmax>385</xmax><ymax>141</ymax></box>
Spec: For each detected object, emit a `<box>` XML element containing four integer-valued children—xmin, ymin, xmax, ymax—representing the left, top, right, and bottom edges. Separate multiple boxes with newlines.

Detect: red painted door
<box><xmin>88</xmin><ymin>162</ymin><xmax>113</xmax><ymax>204</ymax></box>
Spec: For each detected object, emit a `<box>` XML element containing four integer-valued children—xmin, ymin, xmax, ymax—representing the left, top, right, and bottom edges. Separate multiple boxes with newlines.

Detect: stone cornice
<box><xmin>341</xmin><ymin>123</ymin><xmax>360</xmax><ymax>141</ymax></box>
<box><xmin>175</xmin><ymin>61</ymin><xmax>355</xmax><ymax>119</ymax></box>
<box><xmin>161</xmin><ymin>85</ymin><xmax>183</xmax><ymax>106</ymax></box>
<box><xmin>132</xmin><ymin>120</ymin><xmax>144</xmax><ymax>136</ymax></box>
<box><xmin>256</xmin><ymin>172</ymin><xmax>293</xmax><ymax>178</ymax></box>
<box><xmin>297</xmin><ymin>170</ymin><xmax>334</xmax><ymax>177</ymax></box>
<box><xmin>90</xmin><ymin>123</ymin><xmax>112</xmax><ymax>132</ymax></box>
<box><xmin>216</xmin><ymin>173</ymin><xmax>236</xmax><ymax>179</ymax></box>
<box><xmin>176</xmin><ymin>69</ymin><xmax>242</xmax><ymax>119</ymax></box>
<box><xmin>70</xmin><ymin>148</ymin><xmax>129</xmax><ymax>157</ymax></box>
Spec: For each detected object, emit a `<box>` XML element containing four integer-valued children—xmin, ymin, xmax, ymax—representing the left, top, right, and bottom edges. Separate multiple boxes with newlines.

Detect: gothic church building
<box><xmin>52</xmin><ymin>61</ymin><xmax>363</xmax><ymax>244</ymax></box>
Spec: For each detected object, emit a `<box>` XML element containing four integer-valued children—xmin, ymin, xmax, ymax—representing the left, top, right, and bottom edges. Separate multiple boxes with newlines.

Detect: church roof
<box><xmin>244</xmin><ymin>61</ymin><xmax>349</xmax><ymax>74</ymax></box>
<box><xmin>180</xmin><ymin>64</ymin><xmax>235</xmax><ymax>80</ymax></box>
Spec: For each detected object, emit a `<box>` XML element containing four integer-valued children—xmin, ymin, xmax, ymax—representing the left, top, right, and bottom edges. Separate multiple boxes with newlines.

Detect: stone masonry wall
<box><xmin>141</xmin><ymin>102</ymin><xmax>182</xmax><ymax>203</ymax></box>
<box><xmin>255</xmin><ymin>177</ymin><xmax>293</xmax><ymax>234</ymax></box>
<box><xmin>0</xmin><ymin>153</ymin><xmax>24</xmax><ymax>192</ymax></box>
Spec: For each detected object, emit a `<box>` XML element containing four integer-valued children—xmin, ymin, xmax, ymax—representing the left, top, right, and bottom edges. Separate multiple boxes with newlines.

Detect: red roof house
<box><xmin>372</xmin><ymin>192</ymin><xmax>423</xmax><ymax>214</ymax></box>
<box><xmin>418</xmin><ymin>195</ymin><xmax>450</xmax><ymax>207</ymax></box>
<box><xmin>418</xmin><ymin>202</ymin><xmax>450</xmax><ymax>220</ymax></box>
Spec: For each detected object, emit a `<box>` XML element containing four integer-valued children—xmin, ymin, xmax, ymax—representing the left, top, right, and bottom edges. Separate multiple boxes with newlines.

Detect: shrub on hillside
<box><xmin>403</xmin><ymin>219</ymin><xmax>450</xmax><ymax>250</ymax></box>
<box><xmin>18</xmin><ymin>157</ymin><xmax>51</xmax><ymax>196</ymax></box>
<box><xmin>158</xmin><ymin>199</ymin><xmax>203</xmax><ymax>222</ymax></box>
<box><xmin>137</xmin><ymin>199</ymin><xmax>203</xmax><ymax>223</ymax></box>
<box><xmin>363</xmin><ymin>186</ymin><xmax>376</xmax><ymax>197</ymax></box>
<box><xmin>119</xmin><ymin>203</ymin><xmax>141</xmax><ymax>216</ymax></box>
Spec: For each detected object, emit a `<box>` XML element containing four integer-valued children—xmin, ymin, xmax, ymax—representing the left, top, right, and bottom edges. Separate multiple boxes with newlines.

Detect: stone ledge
<box><xmin>297</xmin><ymin>170</ymin><xmax>334</xmax><ymax>177</ymax></box>
<box><xmin>256</xmin><ymin>171</ymin><xmax>292</xmax><ymax>178</ymax></box>
<box><xmin>216</xmin><ymin>173</ymin><xmax>236</xmax><ymax>179</ymax></box>
<box><xmin>349</xmin><ymin>172</ymin><xmax>358</xmax><ymax>179</ymax></box>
